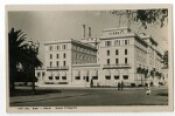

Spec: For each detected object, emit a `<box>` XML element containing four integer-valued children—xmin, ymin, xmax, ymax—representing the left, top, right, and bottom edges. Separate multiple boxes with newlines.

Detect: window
<box><xmin>123</xmin><ymin>75</ymin><xmax>129</xmax><ymax>80</ymax></box>
<box><xmin>107</xmin><ymin>59</ymin><xmax>110</xmax><ymax>64</ymax></box>
<box><xmin>116</xmin><ymin>49</ymin><xmax>118</xmax><ymax>55</ymax></box>
<box><xmin>42</xmin><ymin>72</ymin><xmax>45</xmax><ymax>77</ymax></box>
<box><xmin>49</xmin><ymin>46</ymin><xmax>52</xmax><ymax>51</ymax></box>
<box><xmin>56</xmin><ymin>54</ymin><xmax>59</xmax><ymax>59</ymax></box>
<box><xmin>49</xmin><ymin>76</ymin><xmax>53</xmax><ymax>80</ymax></box>
<box><xmin>63</xmin><ymin>45</ymin><xmax>66</xmax><ymax>49</ymax></box>
<box><xmin>62</xmin><ymin>76</ymin><xmax>67</xmax><ymax>80</ymax></box>
<box><xmin>63</xmin><ymin>53</ymin><xmax>66</xmax><ymax>58</ymax></box>
<box><xmin>125</xmin><ymin>40</ymin><xmax>129</xmax><ymax>45</ymax></box>
<box><xmin>115</xmin><ymin>40</ymin><xmax>121</xmax><ymax>46</ymax></box>
<box><xmin>105</xmin><ymin>75</ymin><xmax>111</xmax><ymax>80</ymax></box>
<box><xmin>125</xmin><ymin>58</ymin><xmax>128</xmax><ymax>64</ymax></box>
<box><xmin>50</xmin><ymin>54</ymin><xmax>52</xmax><ymax>59</ymax></box>
<box><xmin>37</xmin><ymin>72</ymin><xmax>40</xmax><ymax>77</ymax></box>
<box><xmin>86</xmin><ymin>76</ymin><xmax>89</xmax><ymax>82</ymax></box>
<box><xmin>125</xmin><ymin>49</ymin><xmax>128</xmax><ymax>55</ymax></box>
<box><xmin>63</xmin><ymin>61</ymin><xmax>66</xmax><ymax>66</ymax></box>
<box><xmin>105</xmin><ymin>41</ymin><xmax>111</xmax><ymax>47</ymax></box>
<box><xmin>56</xmin><ymin>61</ymin><xmax>59</xmax><ymax>67</ymax></box>
<box><xmin>55</xmin><ymin>76</ymin><xmax>59</xmax><ymax>80</ymax></box>
<box><xmin>50</xmin><ymin>61</ymin><xmax>52</xmax><ymax>67</ymax></box>
<box><xmin>114</xmin><ymin>75</ymin><xmax>119</xmax><ymax>80</ymax></box>
<box><xmin>75</xmin><ymin>76</ymin><xmax>80</xmax><ymax>80</ymax></box>
<box><xmin>116</xmin><ymin>58</ymin><xmax>119</xmax><ymax>64</ymax></box>
<box><xmin>125</xmin><ymin>40</ymin><xmax>128</xmax><ymax>45</ymax></box>
<box><xmin>57</xmin><ymin>46</ymin><xmax>59</xmax><ymax>50</ymax></box>
<box><xmin>107</xmin><ymin>50</ymin><xmax>110</xmax><ymax>56</ymax></box>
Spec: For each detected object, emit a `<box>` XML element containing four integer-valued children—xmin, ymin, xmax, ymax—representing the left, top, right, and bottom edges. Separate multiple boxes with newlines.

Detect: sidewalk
<box><xmin>15</xmin><ymin>86</ymin><xmax>168</xmax><ymax>90</ymax></box>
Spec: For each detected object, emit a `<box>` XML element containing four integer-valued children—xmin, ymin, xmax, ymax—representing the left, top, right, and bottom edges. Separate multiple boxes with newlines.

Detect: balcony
<box><xmin>103</xmin><ymin>64</ymin><xmax>131</xmax><ymax>69</ymax></box>
<box><xmin>47</xmin><ymin>66</ymin><xmax>69</xmax><ymax>70</ymax></box>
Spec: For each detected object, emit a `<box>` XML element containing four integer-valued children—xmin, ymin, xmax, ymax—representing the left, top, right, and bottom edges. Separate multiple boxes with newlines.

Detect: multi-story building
<box><xmin>36</xmin><ymin>39</ymin><xmax>97</xmax><ymax>87</ymax></box>
<box><xmin>35</xmin><ymin>27</ymin><xmax>165</xmax><ymax>88</ymax></box>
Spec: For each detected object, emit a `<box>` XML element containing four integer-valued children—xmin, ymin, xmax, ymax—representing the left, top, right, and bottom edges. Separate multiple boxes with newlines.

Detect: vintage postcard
<box><xmin>6</xmin><ymin>5</ymin><xmax>173</xmax><ymax>112</ymax></box>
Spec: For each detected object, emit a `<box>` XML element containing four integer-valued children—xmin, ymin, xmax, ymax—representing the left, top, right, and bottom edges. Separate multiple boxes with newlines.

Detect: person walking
<box><xmin>146</xmin><ymin>83</ymin><xmax>151</xmax><ymax>95</ymax></box>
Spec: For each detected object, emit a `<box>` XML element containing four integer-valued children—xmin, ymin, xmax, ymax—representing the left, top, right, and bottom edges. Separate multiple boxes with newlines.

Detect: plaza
<box><xmin>10</xmin><ymin>87</ymin><xmax>168</xmax><ymax>106</ymax></box>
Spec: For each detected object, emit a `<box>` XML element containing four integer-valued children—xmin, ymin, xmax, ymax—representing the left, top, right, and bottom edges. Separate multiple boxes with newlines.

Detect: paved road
<box><xmin>10</xmin><ymin>88</ymin><xmax>168</xmax><ymax>106</ymax></box>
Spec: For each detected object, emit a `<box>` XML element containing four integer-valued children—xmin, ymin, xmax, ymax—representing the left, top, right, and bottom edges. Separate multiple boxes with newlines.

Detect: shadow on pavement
<box><xmin>10</xmin><ymin>89</ymin><xmax>62</xmax><ymax>97</ymax></box>
<box><xmin>156</xmin><ymin>93</ymin><xmax>168</xmax><ymax>96</ymax></box>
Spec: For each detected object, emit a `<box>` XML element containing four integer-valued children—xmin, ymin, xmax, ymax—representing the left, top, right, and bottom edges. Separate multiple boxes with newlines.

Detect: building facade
<box><xmin>35</xmin><ymin>27</ymin><xmax>165</xmax><ymax>88</ymax></box>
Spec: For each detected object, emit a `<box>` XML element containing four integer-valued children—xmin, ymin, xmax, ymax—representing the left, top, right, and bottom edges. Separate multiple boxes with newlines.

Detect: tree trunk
<box><xmin>31</xmin><ymin>68</ymin><xmax>36</xmax><ymax>95</ymax></box>
<box><xmin>10</xmin><ymin>80</ymin><xmax>15</xmax><ymax>96</ymax></box>
<box><xmin>32</xmin><ymin>81</ymin><xmax>36</xmax><ymax>95</ymax></box>
<box><xmin>10</xmin><ymin>68</ymin><xmax>16</xmax><ymax>96</ymax></box>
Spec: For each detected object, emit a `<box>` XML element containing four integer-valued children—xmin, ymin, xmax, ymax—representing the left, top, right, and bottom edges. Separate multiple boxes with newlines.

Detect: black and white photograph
<box><xmin>6</xmin><ymin>5</ymin><xmax>173</xmax><ymax>112</ymax></box>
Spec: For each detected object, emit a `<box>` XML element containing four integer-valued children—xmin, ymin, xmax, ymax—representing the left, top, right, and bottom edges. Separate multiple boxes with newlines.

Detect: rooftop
<box><xmin>44</xmin><ymin>39</ymin><xmax>97</xmax><ymax>50</ymax></box>
<box><xmin>72</xmin><ymin>63</ymin><xmax>100</xmax><ymax>68</ymax></box>
<box><xmin>103</xmin><ymin>27</ymin><xmax>131</xmax><ymax>32</ymax></box>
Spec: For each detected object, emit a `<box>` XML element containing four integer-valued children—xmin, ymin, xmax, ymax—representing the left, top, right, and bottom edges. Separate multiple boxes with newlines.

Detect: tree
<box><xmin>8</xmin><ymin>28</ymin><xmax>28</xmax><ymax>91</ymax></box>
<box><xmin>8</xmin><ymin>27</ymin><xmax>42</xmax><ymax>94</ymax></box>
<box><xmin>134</xmin><ymin>9</ymin><xmax>168</xmax><ymax>29</ymax></box>
<box><xmin>137</xmin><ymin>67</ymin><xmax>143</xmax><ymax>85</ymax></box>
<box><xmin>143</xmin><ymin>69</ymin><xmax>149</xmax><ymax>79</ymax></box>
<box><xmin>23</xmin><ymin>41</ymin><xmax>42</xmax><ymax>94</ymax></box>
<box><xmin>162</xmin><ymin>50</ymin><xmax>168</xmax><ymax>68</ymax></box>
<box><xmin>150</xmin><ymin>68</ymin><xmax>156</xmax><ymax>79</ymax></box>
<box><xmin>137</xmin><ymin>67</ymin><xmax>149</xmax><ymax>86</ymax></box>
<box><xmin>155</xmin><ymin>71</ymin><xmax>162</xmax><ymax>79</ymax></box>
<box><xmin>111</xmin><ymin>9</ymin><xmax>168</xmax><ymax>29</ymax></box>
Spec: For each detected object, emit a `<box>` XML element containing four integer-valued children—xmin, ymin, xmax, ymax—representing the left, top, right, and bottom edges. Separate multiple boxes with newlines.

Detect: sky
<box><xmin>8</xmin><ymin>10</ymin><xmax>168</xmax><ymax>62</ymax></box>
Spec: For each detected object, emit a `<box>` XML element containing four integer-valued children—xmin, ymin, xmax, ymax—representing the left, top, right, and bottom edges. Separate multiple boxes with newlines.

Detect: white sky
<box><xmin>8</xmin><ymin>11</ymin><xmax>168</xmax><ymax>62</ymax></box>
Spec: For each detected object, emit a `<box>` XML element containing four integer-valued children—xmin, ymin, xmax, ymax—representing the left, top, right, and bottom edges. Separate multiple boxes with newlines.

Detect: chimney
<box><xmin>82</xmin><ymin>24</ymin><xmax>86</xmax><ymax>39</ymax></box>
<box><xmin>88</xmin><ymin>27</ymin><xmax>91</xmax><ymax>38</ymax></box>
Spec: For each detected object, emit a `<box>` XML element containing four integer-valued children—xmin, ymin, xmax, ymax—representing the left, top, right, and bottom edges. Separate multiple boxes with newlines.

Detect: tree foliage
<box><xmin>111</xmin><ymin>9</ymin><xmax>168</xmax><ymax>29</ymax></box>
<box><xmin>135</xmin><ymin>9</ymin><xmax>168</xmax><ymax>29</ymax></box>
<box><xmin>162</xmin><ymin>50</ymin><xmax>168</xmax><ymax>68</ymax></box>
<box><xmin>8</xmin><ymin>27</ymin><xmax>42</xmax><ymax>93</ymax></box>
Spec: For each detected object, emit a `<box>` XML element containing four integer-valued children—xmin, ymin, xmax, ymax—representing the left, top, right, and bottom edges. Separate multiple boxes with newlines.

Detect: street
<box><xmin>10</xmin><ymin>87</ymin><xmax>168</xmax><ymax>106</ymax></box>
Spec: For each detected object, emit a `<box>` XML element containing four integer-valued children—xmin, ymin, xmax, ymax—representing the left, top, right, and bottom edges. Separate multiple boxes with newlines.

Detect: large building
<box><xmin>35</xmin><ymin>27</ymin><xmax>165</xmax><ymax>88</ymax></box>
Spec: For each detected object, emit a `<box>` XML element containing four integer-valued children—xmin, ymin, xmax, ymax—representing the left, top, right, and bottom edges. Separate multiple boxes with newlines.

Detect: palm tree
<box><xmin>150</xmin><ymin>68</ymin><xmax>156</xmax><ymax>79</ymax></box>
<box><xmin>9</xmin><ymin>27</ymin><xmax>42</xmax><ymax>94</ymax></box>
<box><xmin>8</xmin><ymin>27</ymin><xmax>28</xmax><ymax>92</ymax></box>
<box><xmin>162</xmin><ymin>51</ymin><xmax>168</xmax><ymax>68</ymax></box>
<box><xmin>155</xmin><ymin>71</ymin><xmax>162</xmax><ymax>79</ymax></box>
<box><xmin>149</xmin><ymin>68</ymin><xmax>156</xmax><ymax>86</ymax></box>
<box><xmin>143</xmin><ymin>69</ymin><xmax>149</xmax><ymax>79</ymax></box>
<box><xmin>23</xmin><ymin>42</ymin><xmax>42</xmax><ymax>94</ymax></box>
<box><xmin>137</xmin><ymin>67</ymin><xmax>143</xmax><ymax>85</ymax></box>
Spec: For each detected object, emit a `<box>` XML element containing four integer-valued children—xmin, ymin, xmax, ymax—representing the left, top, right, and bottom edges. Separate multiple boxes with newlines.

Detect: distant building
<box><xmin>35</xmin><ymin>27</ymin><xmax>165</xmax><ymax>87</ymax></box>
